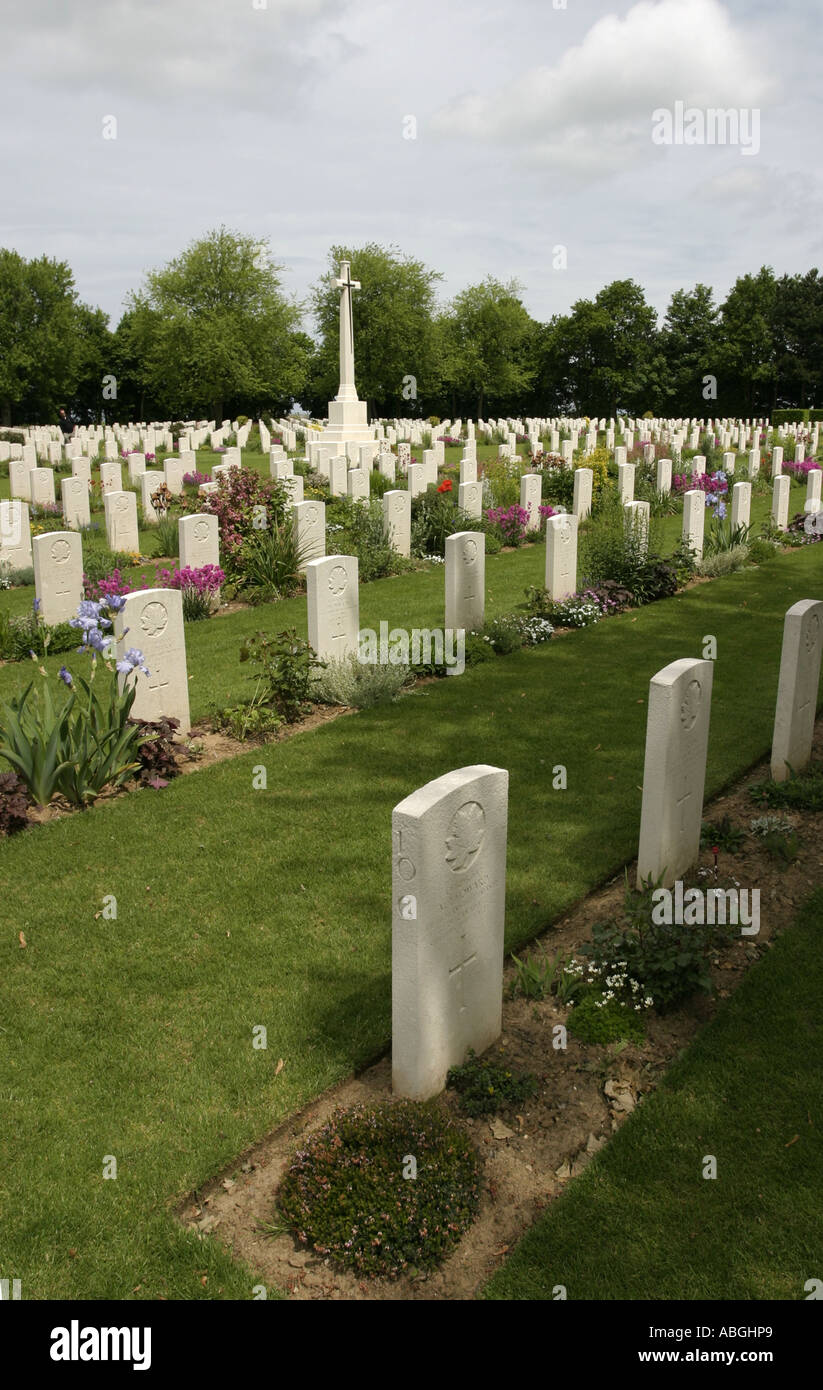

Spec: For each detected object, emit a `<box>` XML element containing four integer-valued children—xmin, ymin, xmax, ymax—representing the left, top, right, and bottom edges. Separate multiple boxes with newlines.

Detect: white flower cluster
<box><xmin>556</xmin><ymin>598</ymin><xmax>601</xmax><ymax>628</ymax></box>
<box><xmin>519</xmin><ymin>616</ymin><xmax>554</xmax><ymax>645</ymax></box>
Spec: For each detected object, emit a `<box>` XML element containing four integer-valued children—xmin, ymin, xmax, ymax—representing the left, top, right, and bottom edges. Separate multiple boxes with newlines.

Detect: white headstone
<box><xmin>115</xmin><ymin>588</ymin><xmax>191</xmax><ymax>734</ymax></box>
<box><xmin>805</xmin><ymin>469</ymin><xmax>822</xmax><ymax>512</ymax></box>
<box><xmin>178</xmin><ymin>513</ymin><xmax>219</xmax><ymax>572</ymax></box>
<box><xmin>30</xmin><ymin>467</ymin><xmax>56</xmax><ymax>507</ymax></box>
<box><xmin>164</xmin><ymin>458</ymin><xmax>185</xmax><ymax>496</ymax></box>
<box><xmin>391</xmin><ymin>764</ymin><xmax>509</xmax><ymax>1100</ymax></box>
<box><xmin>730</xmin><ymin>481</ymin><xmax>751</xmax><ymax>531</ymax></box>
<box><xmin>682</xmin><ymin>490</ymin><xmax>705</xmax><ymax>559</ymax></box>
<box><xmin>445</xmin><ymin>531</ymin><xmax>485</xmax><ymax>632</ymax></box>
<box><xmin>772</xmin><ymin>474</ymin><xmax>790</xmax><ymax>531</ymax></box>
<box><xmin>305</xmin><ymin>555</ymin><xmax>359</xmax><ymax>662</ymax></box>
<box><xmin>8</xmin><ymin>460</ymin><xmax>34</xmax><ymax>501</ymax></box>
<box><xmin>656</xmin><ymin>457</ymin><xmax>672</xmax><ymax>496</ymax></box>
<box><xmin>99</xmin><ymin>461</ymin><xmax>122</xmax><ymax>496</ymax></box>
<box><xmin>617</xmin><ymin>462</ymin><xmax>635</xmax><ymax>505</ymax></box>
<box><xmin>519</xmin><ymin>473</ymin><xmax>542</xmax><ymax>533</ymax></box>
<box><xmin>33</xmin><ymin>531</ymin><xmax>83</xmax><ymax>625</ymax></box>
<box><xmin>572</xmin><ymin>467</ymin><xmax>593</xmax><ymax>521</ymax></box>
<box><xmin>637</xmin><ymin>658</ymin><xmax>714</xmax><ymax>888</ymax></box>
<box><xmin>140</xmin><ymin>471</ymin><xmax>164</xmax><ymax>524</ymax></box>
<box><xmin>771</xmin><ymin>446</ymin><xmax>784</xmax><ymax>478</ymax></box>
<box><xmin>625</xmin><ymin>500</ymin><xmax>651</xmax><ymax>555</ymax></box>
<box><xmin>328</xmin><ymin>456</ymin><xmax>348</xmax><ymax>498</ymax></box>
<box><xmin>770</xmin><ymin>599</ymin><xmax>823</xmax><ymax>782</ymax></box>
<box><xmin>347</xmin><ymin>468</ymin><xmax>369</xmax><ymax>504</ymax></box>
<box><xmin>408</xmin><ymin>463</ymin><xmax>426</xmax><ymax>499</ymax></box>
<box><xmin>282</xmin><ymin>475</ymin><xmax>305</xmax><ymax>508</ymax></box>
<box><xmin>545</xmin><ymin>512</ymin><xmax>578</xmax><ymax>601</ymax></box>
<box><xmin>0</xmin><ymin>499</ymin><xmax>32</xmax><ymax>571</ymax></box>
<box><xmin>748</xmin><ymin>449</ymin><xmax>760</xmax><ymax>479</ymax></box>
<box><xmin>383</xmin><ymin>489</ymin><xmax>411</xmax><ymax>557</ymax></box>
<box><xmin>61</xmin><ymin>475</ymin><xmax>91</xmax><ymax>531</ymax></box>
<box><xmin>104</xmin><ymin>490</ymin><xmax>140</xmax><ymax>553</ymax></box>
<box><xmin>293</xmin><ymin>500</ymin><xmax>326</xmax><ymax>565</ymax></box>
<box><xmin>271</xmin><ymin>458</ymin><xmax>295</xmax><ymax>480</ymax></box>
<box><xmin>127</xmin><ymin>453</ymin><xmax>147</xmax><ymax>484</ymax></box>
<box><xmin>458</xmin><ymin>480</ymin><xmax>483</xmax><ymax>521</ymax></box>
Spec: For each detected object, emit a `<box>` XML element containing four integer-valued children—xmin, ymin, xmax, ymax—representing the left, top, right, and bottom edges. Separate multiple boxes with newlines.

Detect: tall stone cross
<box><xmin>334</xmin><ymin>260</ymin><xmax>360</xmax><ymax>404</ymax></box>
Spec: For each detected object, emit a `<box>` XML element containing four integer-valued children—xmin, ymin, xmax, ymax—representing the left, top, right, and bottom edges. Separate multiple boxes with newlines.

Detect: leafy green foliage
<box><xmin>700</xmin><ymin>816</ymin><xmax>746</xmax><ymax>853</ymax></box>
<box><xmin>510</xmin><ymin>949</ymin><xmax>589</xmax><ymax>1005</ymax></box>
<box><xmin>583</xmin><ymin>878</ymin><xmax>731</xmax><ymax>1013</ymax></box>
<box><xmin>410</xmin><ymin>486</ymin><xmax>467</xmax><ymax>557</ymax></box>
<box><xmin>278</xmin><ymin>1100</ymin><xmax>480</xmax><ymax>1277</ymax></box>
<box><xmin>750</xmin><ymin>761</ymin><xmax>823</xmax><ymax>812</ymax></box>
<box><xmin>0</xmin><ymin>665</ymin><xmax>147</xmax><ymax>807</ymax></box>
<box><xmin>446</xmin><ymin>1049</ymin><xmax>537</xmax><ymax>1117</ymax></box>
<box><xmin>239</xmin><ymin>629</ymin><xmax>322</xmax><ymax>723</ymax></box>
<box><xmin>313</xmin><ymin>653</ymin><xmax>411</xmax><ymax>708</ymax></box>
<box><xmin>236</xmin><ymin>520</ymin><xmax>309</xmax><ymax>601</ymax></box>
<box><xmin>0</xmin><ymin>609</ymin><xmax>76</xmax><ymax>662</ymax></box>
<box><xmin>327</xmin><ymin>497</ymin><xmax>404</xmax><ymax>582</ymax></box>
<box><xmin>209</xmin><ymin>700</ymin><xmax>283</xmax><ymax>743</ymax></box>
<box><xmin>567</xmin><ymin>995</ymin><xmax>646</xmax><ymax>1045</ymax></box>
<box><xmin>132</xmin><ymin>717</ymin><xmax>181</xmax><ymax>789</ymax></box>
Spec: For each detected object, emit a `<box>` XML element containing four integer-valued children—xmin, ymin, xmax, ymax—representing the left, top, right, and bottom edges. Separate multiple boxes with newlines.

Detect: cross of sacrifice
<box><xmin>335</xmin><ymin>262</ymin><xmax>360</xmax><ymax>357</ymax></box>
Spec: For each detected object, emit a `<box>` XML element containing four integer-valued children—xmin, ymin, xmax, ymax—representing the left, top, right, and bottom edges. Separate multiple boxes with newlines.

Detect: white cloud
<box><xmin>431</xmin><ymin>0</ymin><xmax>775</xmax><ymax>175</ymax></box>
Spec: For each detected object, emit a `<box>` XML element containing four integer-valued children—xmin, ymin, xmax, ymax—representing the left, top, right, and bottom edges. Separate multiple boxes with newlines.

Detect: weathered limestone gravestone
<box><xmin>572</xmin><ymin>467</ymin><xmax>593</xmax><ymax>521</ymax></box>
<box><xmin>104</xmin><ymin>491</ymin><xmax>139</xmax><ymax>553</ymax></box>
<box><xmin>806</xmin><ymin>469</ymin><xmax>822</xmax><ymax>512</ymax></box>
<box><xmin>33</xmin><ymin>531</ymin><xmax>83</xmax><ymax>625</ymax></box>
<box><xmin>391</xmin><ymin>764</ymin><xmax>509</xmax><ymax>1100</ymax></box>
<box><xmin>625</xmin><ymin>500</ymin><xmax>651</xmax><ymax>555</ymax></box>
<box><xmin>772</xmin><ymin>475</ymin><xmax>790</xmax><ymax>531</ymax></box>
<box><xmin>731</xmin><ymin>480</ymin><xmax>751</xmax><ymax>530</ymax></box>
<box><xmin>140</xmin><ymin>471</ymin><xmax>164</xmax><ymax>524</ymax></box>
<box><xmin>178</xmin><ymin>513</ymin><xmax>219</xmax><ymax>571</ymax></box>
<box><xmin>682</xmin><ymin>490</ymin><xmax>705</xmax><ymax>559</ymax></box>
<box><xmin>445</xmin><ymin>531</ymin><xmax>485</xmax><ymax>632</ymax></box>
<box><xmin>115</xmin><ymin>588</ymin><xmax>191</xmax><ymax>734</ymax></box>
<box><xmin>0</xmin><ymin>499</ymin><xmax>32</xmax><ymax>570</ymax></box>
<box><xmin>294</xmin><ymin>500</ymin><xmax>325</xmax><ymax>565</ymax></box>
<box><xmin>61</xmin><ymin>475</ymin><xmax>91</xmax><ymax>530</ymax></box>
<box><xmin>407</xmin><ymin>463</ymin><xmax>426</xmax><ymax>499</ymax></box>
<box><xmin>545</xmin><ymin>512</ymin><xmax>578</xmax><ymax>601</ymax></box>
<box><xmin>30</xmin><ymin>467</ymin><xmax>56</xmax><ymax>507</ymax></box>
<box><xmin>637</xmin><ymin>657</ymin><xmax>714</xmax><ymax>888</ymax></box>
<box><xmin>617</xmin><ymin>462</ymin><xmax>635</xmax><ymax>505</ymax></box>
<box><xmin>99</xmin><ymin>461</ymin><xmax>122</xmax><ymax>496</ymax></box>
<box><xmin>458</xmin><ymin>479</ymin><xmax>483</xmax><ymax>520</ymax></box>
<box><xmin>382</xmin><ymin>490</ymin><xmax>411</xmax><ymax>557</ymax></box>
<box><xmin>520</xmin><ymin>473</ymin><xmax>542</xmax><ymax>532</ymax></box>
<box><xmin>656</xmin><ymin>457</ymin><xmax>672</xmax><ymax>496</ymax></box>
<box><xmin>347</xmin><ymin>468</ymin><xmax>369</xmax><ymax>504</ymax></box>
<box><xmin>770</xmin><ymin>599</ymin><xmax>823</xmax><ymax>782</ymax></box>
<box><xmin>8</xmin><ymin>460</ymin><xmax>33</xmax><ymax>501</ymax></box>
<box><xmin>305</xmin><ymin>554</ymin><xmax>359</xmax><ymax>662</ymax></box>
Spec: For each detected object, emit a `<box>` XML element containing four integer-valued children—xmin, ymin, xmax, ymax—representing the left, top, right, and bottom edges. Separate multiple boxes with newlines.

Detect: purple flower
<box><xmin>85</xmin><ymin>628</ymin><xmax>113</xmax><ymax>653</ymax></box>
<box><xmin>33</xmin><ymin>597</ymin><xmax>41</xmax><ymax>614</ymax></box>
<box><xmin>717</xmin><ymin>501</ymin><xmax>727</xmax><ymax>520</ymax></box>
<box><xmin>104</xmin><ymin>593</ymin><xmax>127</xmax><ymax>613</ymax></box>
<box><xmin>58</xmin><ymin>666</ymin><xmax>73</xmax><ymax>687</ymax></box>
<box><xmin>116</xmin><ymin>647</ymin><xmax>150</xmax><ymax>676</ymax></box>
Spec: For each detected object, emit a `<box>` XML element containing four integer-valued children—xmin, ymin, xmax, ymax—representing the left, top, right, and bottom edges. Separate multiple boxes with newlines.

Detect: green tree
<box><xmin>125</xmin><ymin>227</ymin><xmax>309</xmax><ymax>419</ymax></box>
<box><xmin>439</xmin><ymin>278</ymin><xmax>537</xmax><ymax>418</ymax></box>
<box><xmin>0</xmin><ymin>251</ymin><xmax>80</xmax><ymax>425</ymax></box>
<box><xmin>772</xmin><ymin>269</ymin><xmax>823</xmax><ymax>410</ymax></box>
<box><xmin>559</xmin><ymin>280</ymin><xmax>661</xmax><ymax>417</ymax></box>
<box><xmin>307</xmin><ymin>244</ymin><xmax>442</xmax><ymax>418</ymax></box>
<box><xmin>658</xmin><ymin>284</ymin><xmax>719</xmax><ymax>416</ymax></box>
<box><xmin>718</xmin><ymin>267</ymin><xmax>778</xmax><ymax>416</ymax></box>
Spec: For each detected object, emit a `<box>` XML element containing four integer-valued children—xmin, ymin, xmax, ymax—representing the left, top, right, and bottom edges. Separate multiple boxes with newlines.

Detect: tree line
<box><xmin>1</xmin><ymin>228</ymin><xmax>821</xmax><ymax>426</ymax></box>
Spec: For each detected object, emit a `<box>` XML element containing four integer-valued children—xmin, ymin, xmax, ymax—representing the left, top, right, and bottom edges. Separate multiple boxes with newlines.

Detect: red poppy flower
<box><xmin>437</xmin><ymin>479</ymin><xmax>452</xmax><ymax>493</ymax></box>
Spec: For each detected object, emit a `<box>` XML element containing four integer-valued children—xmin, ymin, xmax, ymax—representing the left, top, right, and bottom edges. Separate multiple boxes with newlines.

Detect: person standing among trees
<box><xmin>58</xmin><ymin>406</ymin><xmax>73</xmax><ymax>439</ymax></box>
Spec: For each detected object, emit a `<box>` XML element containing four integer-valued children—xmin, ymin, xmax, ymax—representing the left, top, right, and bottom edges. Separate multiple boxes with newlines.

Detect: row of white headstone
<box><xmin>0</xmin><ymin>504</ymin><xmax>219</xmax><ymax>627</ymax></box>
<box><xmin>391</xmin><ymin>596</ymin><xmax>823</xmax><ymax>1100</ymax></box>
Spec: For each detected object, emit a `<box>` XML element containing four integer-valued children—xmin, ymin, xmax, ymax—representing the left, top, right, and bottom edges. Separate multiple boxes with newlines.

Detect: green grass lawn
<box><xmin>1</xmin><ymin>543</ymin><xmax>822</xmax><ymax>1299</ymax></box>
<box><xmin>483</xmin><ymin>887</ymin><xmax>823</xmax><ymax>1301</ymax></box>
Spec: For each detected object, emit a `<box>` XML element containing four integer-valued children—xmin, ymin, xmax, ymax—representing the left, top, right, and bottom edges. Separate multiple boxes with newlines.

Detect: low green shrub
<box><xmin>749</xmin><ymin>761</ymin><xmax>823</xmax><ymax>812</ymax></box>
<box><xmin>695</xmin><ymin>544</ymin><xmax>751</xmax><ymax>577</ymax></box>
<box><xmin>239</xmin><ymin>628</ymin><xmax>322</xmax><ymax>722</ymax></box>
<box><xmin>313</xmin><ymin>652</ymin><xmax>412</xmax><ymax>708</ymax></box>
<box><xmin>567</xmin><ymin>995</ymin><xmax>646</xmax><ymax>1045</ymax></box>
<box><xmin>446</xmin><ymin>1049</ymin><xmax>538</xmax><ymax>1117</ymax></box>
<box><xmin>278</xmin><ymin>1100</ymin><xmax>480</xmax><ymax>1277</ymax></box>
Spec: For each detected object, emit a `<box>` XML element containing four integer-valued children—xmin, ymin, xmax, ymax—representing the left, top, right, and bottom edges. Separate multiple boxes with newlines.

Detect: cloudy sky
<box><xmin>1</xmin><ymin>0</ymin><xmax>820</xmax><ymax>333</ymax></box>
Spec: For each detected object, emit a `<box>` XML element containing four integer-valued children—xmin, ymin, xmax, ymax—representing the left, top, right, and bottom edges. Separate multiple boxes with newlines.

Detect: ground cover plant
<box><xmin>278</xmin><ymin>1100</ymin><xmax>480</xmax><ymax>1277</ymax></box>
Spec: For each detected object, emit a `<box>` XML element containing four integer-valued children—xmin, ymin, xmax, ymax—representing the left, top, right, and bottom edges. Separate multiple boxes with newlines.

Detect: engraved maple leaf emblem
<box><xmin>445</xmin><ymin>801</ymin><xmax>486</xmax><ymax>873</ymax></box>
